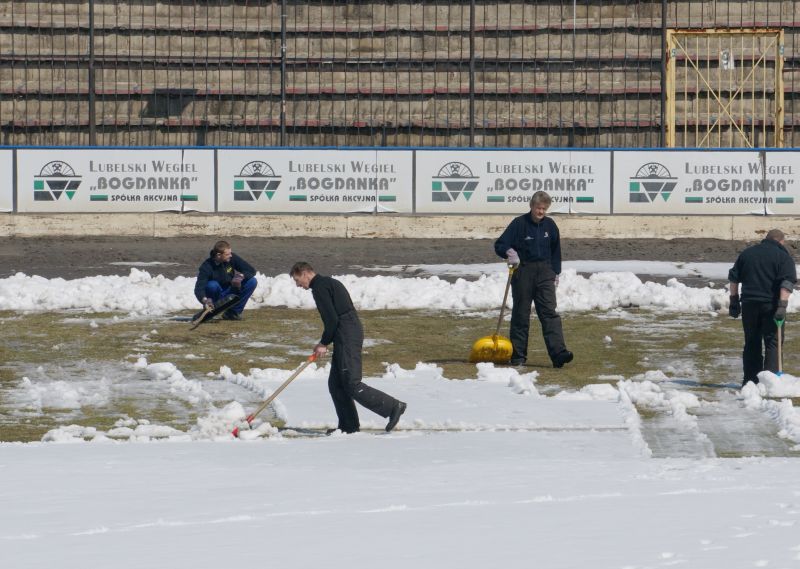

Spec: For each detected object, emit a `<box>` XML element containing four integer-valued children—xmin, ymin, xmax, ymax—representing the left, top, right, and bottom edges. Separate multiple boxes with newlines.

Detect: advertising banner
<box><xmin>763</xmin><ymin>152</ymin><xmax>800</xmax><ymax>215</ymax></box>
<box><xmin>414</xmin><ymin>150</ymin><xmax>611</xmax><ymax>214</ymax></box>
<box><xmin>16</xmin><ymin>149</ymin><xmax>214</xmax><ymax>213</ymax></box>
<box><xmin>217</xmin><ymin>149</ymin><xmax>413</xmax><ymax>213</ymax></box>
<box><xmin>612</xmin><ymin>151</ymin><xmax>766</xmax><ymax>214</ymax></box>
<box><xmin>0</xmin><ymin>149</ymin><xmax>12</xmax><ymax>212</ymax></box>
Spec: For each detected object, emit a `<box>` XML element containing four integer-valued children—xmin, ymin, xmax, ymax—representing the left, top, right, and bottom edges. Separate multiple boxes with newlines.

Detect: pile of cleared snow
<box><xmin>217</xmin><ymin>362</ymin><xmax>332</xmax><ymax>425</ymax></box>
<box><xmin>741</xmin><ymin>372</ymin><xmax>800</xmax><ymax>447</ymax></box>
<box><xmin>37</xmin><ymin>361</ymin><xmax>628</xmax><ymax>444</ymax></box>
<box><xmin>134</xmin><ymin>358</ymin><xmax>212</xmax><ymax>406</ymax></box>
<box><xmin>13</xmin><ymin>375</ymin><xmax>112</xmax><ymax>411</ymax></box>
<box><xmin>754</xmin><ymin>369</ymin><xmax>800</xmax><ymax>398</ymax></box>
<box><xmin>0</xmin><ymin>267</ymin><xmax>746</xmax><ymax>316</ymax></box>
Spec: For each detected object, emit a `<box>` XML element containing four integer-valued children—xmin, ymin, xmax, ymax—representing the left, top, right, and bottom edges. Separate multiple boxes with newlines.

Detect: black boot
<box><xmin>385</xmin><ymin>401</ymin><xmax>407</xmax><ymax>432</ymax></box>
<box><xmin>552</xmin><ymin>350</ymin><xmax>574</xmax><ymax>368</ymax></box>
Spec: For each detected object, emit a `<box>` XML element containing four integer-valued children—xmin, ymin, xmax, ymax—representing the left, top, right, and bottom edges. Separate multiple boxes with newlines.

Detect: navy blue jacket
<box><xmin>194</xmin><ymin>251</ymin><xmax>256</xmax><ymax>302</ymax></box>
<box><xmin>728</xmin><ymin>239</ymin><xmax>796</xmax><ymax>303</ymax></box>
<box><xmin>494</xmin><ymin>213</ymin><xmax>562</xmax><ymax>274</ymax></box>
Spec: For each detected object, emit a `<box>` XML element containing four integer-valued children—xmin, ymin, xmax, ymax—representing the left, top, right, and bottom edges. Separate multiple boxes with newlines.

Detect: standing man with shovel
<box><xmin>494</xmin><ymin>190</ymin><xmax>573</xmax><ymax>368</ymax></box>
<box><xmin>728</xmin><ymin>229</ymin><xmax>796</xmax><ymax>386</ymax></box>
<box><xmin>290</xmin><ymin>262</ymin><xmax>406</xmax><ymax>434</ymax></box>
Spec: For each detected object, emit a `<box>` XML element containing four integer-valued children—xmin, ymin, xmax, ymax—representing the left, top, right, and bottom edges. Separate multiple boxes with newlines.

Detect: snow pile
<box><xmin>553</xmin><ymin>383</ymin><xmax>619</xmax><ymax>401</ymax></box>
<box><xmin>191</xmin><ymin>401</ymin><xmax>280</xmax><ymax>441</ymax></box>
<box><xmin>41</xmin><ymin>425</ymin><xmax>106</xmax><ymax>443</ymax></box>
<box><xmin>755</xmin><ymin>370</ymin><xmax>800</xmax><ymax>398</ymax></box>
<box><xmin>616</xmin><ymin>371</ymin><xmax>713</xmax><ymax>456</ymax></box>
<box><xmin>13</xmin><ymin>374</ymin><xmax>111</xmax><ymax>411</ymax></box>
<box><xmin>617</xmin><ymin>378</ymin><xmax>703</xmax><ymax>423</ymax></box>
<box><xmin>0</xmin><ymin>267</ymin><xmax>750</xmax><ymax>315</ymax></box>
<box><xmin>134</xmin><ymin>358</ymin><xmax>212</xmax><ymax>406</ymax></box>
<box><xmin>475</xmin><ymin>362</ymin><xmax>538</xmax><ymax>395</ymax></box>
<box><xmin>616</xmin><ymin>385</ymin><xmax>652</xmax><ymax>457</ymax></box>
<box><xmin>0</xmin><ymin>269</ymin><xmax>199</xmax><ymax>315</ymax></box>
<box><xmin>36</xmin><ymin>360</ymin><xmax>624</xmax><ymax>443</ymax></box>
<box><xmin>106</xmin><ymin>417</ymin><xmax>187</xmax><ymax>441</ymax></box>
<box><xmin>382</xmin><ymin>361</ymin><xmax>445</xmax><ymax>382</ymax></box>
<box><xmin>217</xmin><ymin>362</ymin><xmax>330</xmax><ymax>425</ymax></box>
<box><xmin>742</xmin><ymin>375</ymin><xmax>800</xmax><ymax>446</ymax></box>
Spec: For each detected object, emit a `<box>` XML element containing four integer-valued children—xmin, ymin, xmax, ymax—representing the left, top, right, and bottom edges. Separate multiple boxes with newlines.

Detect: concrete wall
<box><xmin>2</xmin><ymin>213</ymin><xmax>798</xmax><ymax>240</ymax></box>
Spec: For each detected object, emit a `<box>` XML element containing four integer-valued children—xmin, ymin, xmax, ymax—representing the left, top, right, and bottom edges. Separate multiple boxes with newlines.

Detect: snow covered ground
<box><xmin>3</xmin><ymin>263</ymin><xmax>800</xmax><ymax>568</ymax></box>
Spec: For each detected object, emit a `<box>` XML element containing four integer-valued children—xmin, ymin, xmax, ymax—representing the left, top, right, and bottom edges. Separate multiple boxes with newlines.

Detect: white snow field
<box><xmin>3</xmin><ymin>264</ymin><xmax>800</xmax><ymax>568</ymax></box>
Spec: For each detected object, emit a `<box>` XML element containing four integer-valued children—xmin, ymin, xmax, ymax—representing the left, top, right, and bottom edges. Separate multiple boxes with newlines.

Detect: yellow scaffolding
<box><xmin>665</xmin><ymin>28</ymin><xmax>784</xmax><ymax>148</ymax></box>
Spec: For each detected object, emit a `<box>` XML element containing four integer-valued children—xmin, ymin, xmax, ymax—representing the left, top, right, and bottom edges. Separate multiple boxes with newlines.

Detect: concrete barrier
<box><xmin>2</xmin><ymin>213</ymin><xmax>799</xmax><ymax>240</ymax></box>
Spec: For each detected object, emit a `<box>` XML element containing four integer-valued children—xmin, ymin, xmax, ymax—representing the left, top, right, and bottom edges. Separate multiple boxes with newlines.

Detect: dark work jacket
<box><xmin>310</xmin><ymin>274</ymin><xmax>357</xmax><ymax>345</ymax></box>
<box><xmin>494</xmin><ymin>213</ymin><xmax>562</xmax><ymax>274</ymax></box>
<box><xmin>728</xmin><ymin>239</ymin><xmax>797</xmax><ymax>303</ymax></box>
<box><xmin>194</xmin><ymin>251</ymin><xmax>256</xmax><ymax>302</ymax></box>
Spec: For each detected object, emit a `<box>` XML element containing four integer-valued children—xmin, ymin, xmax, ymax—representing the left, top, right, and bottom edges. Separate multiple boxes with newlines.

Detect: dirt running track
<box><xmin>2</xmin><ymin>236</ymin><xmax>791</xmax><ymax>281</ymax></box>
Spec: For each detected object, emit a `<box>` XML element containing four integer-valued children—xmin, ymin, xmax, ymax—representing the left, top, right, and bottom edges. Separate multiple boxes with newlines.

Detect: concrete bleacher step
<box><xmin>2</xmin><ymin>0</ymin><xmax>797</xmax><ymax>147</ymax></box>
<box><xmin>0</xmin><ymin>0</ymin><xmax>791</xmax><ymax>30</ymax></box>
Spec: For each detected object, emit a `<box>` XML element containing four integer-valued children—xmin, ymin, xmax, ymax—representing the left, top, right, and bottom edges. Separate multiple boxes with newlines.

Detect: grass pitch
<box><xmin>0</xmin><ymin>306</ymin><xmax>794</xmax><ymax>443</ymax></box>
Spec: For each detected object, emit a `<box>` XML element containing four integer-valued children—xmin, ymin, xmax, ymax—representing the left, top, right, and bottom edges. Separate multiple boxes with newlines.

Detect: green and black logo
<box><xmin>34</xmin><ymin>161</ymin><xmax>81</xmax><ymax>201</ymax></box>
<box><xmin>234</xmin><ymin>161</ymin><xmax>281</xmax><ymax>201</ymax></box>
<box><xmin>629</xmin><ymin>162</ymin><xmax>677</xmax><ymax>203</ymax></box>
<box><xmin>432</xmin><ymin>162</ymin><xmax>479</xmax><ymax>202</ymax></box>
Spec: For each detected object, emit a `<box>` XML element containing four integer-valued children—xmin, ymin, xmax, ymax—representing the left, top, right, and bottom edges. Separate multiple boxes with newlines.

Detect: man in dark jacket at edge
<box><xmin>290</xmin><ymin>261</ymin><xmax>407</xmax><ymax>434</ymax></box>
<box><xmin>494</xmin><ymin>190</ymin><xmax>573</xmax><ymax>368</ymax></box>
<box><xmin>194</xmin><ymin>240</ymin><xmax>258</xmax><ymax>320</ymax></box>
<box><xmin>728</xmin><ymin>229</ymin><xmax>796</xmax><ymax>386</ymax></box>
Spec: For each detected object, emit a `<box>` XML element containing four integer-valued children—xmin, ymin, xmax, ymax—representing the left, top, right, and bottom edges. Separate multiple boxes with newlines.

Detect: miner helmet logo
<box><xmin>33</xmin><ymin>161</ymin><xmax>81</xmax><ymax>201</ymax></box>
<box><xmin>629</xmin><ymin>162</ymin><xmax>678</xmax><ymax>203</ymax></box>
<box><xmin>234</xmin><ymin>161</ymin><xmax>281</xmax><ymax>201</ymax></box>
<box><xmin>431</xmin><ymin>162</ymin><xmax>479</xmax><ymax>202</ymax></box>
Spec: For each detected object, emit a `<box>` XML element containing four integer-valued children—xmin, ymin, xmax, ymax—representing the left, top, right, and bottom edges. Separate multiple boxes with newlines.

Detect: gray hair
<box><xmin>529</xmin><ymin>191</ymin><xmax>552</xmax><ymax>207</ymax></box>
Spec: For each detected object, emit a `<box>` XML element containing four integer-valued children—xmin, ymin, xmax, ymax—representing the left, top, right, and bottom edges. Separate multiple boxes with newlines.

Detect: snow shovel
<box><xmin>775</xmin><ymin>318</ymin><xmax>784</xmax><ymax>376</ymax></box>
<box><xmin>190</xmin><ymin>294</ymin><xmax>240</xmax><ymax>330</ymax></box>
<box><xmin>232</xmin><ymin>353</ymin><xmax>318</xmax><ymax>437</ymax></box>
<box><xmin>469</xmin><ymin>265</ymin><xmax>515</xmax><ymax>363</ymax></box>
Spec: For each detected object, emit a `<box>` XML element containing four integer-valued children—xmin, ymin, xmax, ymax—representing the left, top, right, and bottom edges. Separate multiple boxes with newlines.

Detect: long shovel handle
<box><xmin>494</xmin><ymin>266</ymin><xmax>516</xmax><ymax>338</ymax></box>
<box><xmin>776</xmin><ymin>318</ymin><xmax>784</xmax><ymax>376</ymax></box>
<box><xmin>190</xmin><ymin>306</ymin><xmax>212</xmax><ymax>330</ymax></box>
<box><xmin>232</xmin><ymin>354</ymin><xmax>318</xmax><ymax>437</ymax></box>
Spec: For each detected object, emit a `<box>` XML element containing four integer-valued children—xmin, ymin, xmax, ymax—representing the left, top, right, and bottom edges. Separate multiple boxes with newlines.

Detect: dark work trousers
<box><xmin>204</xmin><ymin>277</ymin><xmax>257</xmax><ymax>315</ymax></box>
<box><xmin>329</xmin><ymin>311</ymin><xmax>397</xmax><ymax>432</ymax></box>
<box><xmin>741</xmin><ymin>301</ymin><xmax>784</xmax><ymax>384</ymax></box>
<box><xmin>509</xmin><ymin>261</ymin><xmax>567</xmax><ymax>363</ymax></box>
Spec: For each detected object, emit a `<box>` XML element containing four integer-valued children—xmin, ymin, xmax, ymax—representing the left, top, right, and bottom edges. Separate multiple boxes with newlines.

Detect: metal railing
<box><xmin>1</xmin><ymin>0</ymin><xmax>798</xmax><ymax>148</ymax></box>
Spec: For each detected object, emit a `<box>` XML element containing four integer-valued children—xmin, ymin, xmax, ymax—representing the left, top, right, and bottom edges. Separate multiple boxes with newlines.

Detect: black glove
<box><xmin>775</xmin><ymin>299</ymin><xmax>788</xmax><ymax>321</ymax></box>
<box><xmin>729</xmin><ymin>295</ymin><xmax>741</xmax><ymax>318</ymax></box>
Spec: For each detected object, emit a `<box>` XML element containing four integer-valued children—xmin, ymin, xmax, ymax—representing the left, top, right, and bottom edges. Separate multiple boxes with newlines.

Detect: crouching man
<box><xmin>194</xmin><ymin>240</ymin><xmax>258</xmax><ymax>321</ymax></box>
